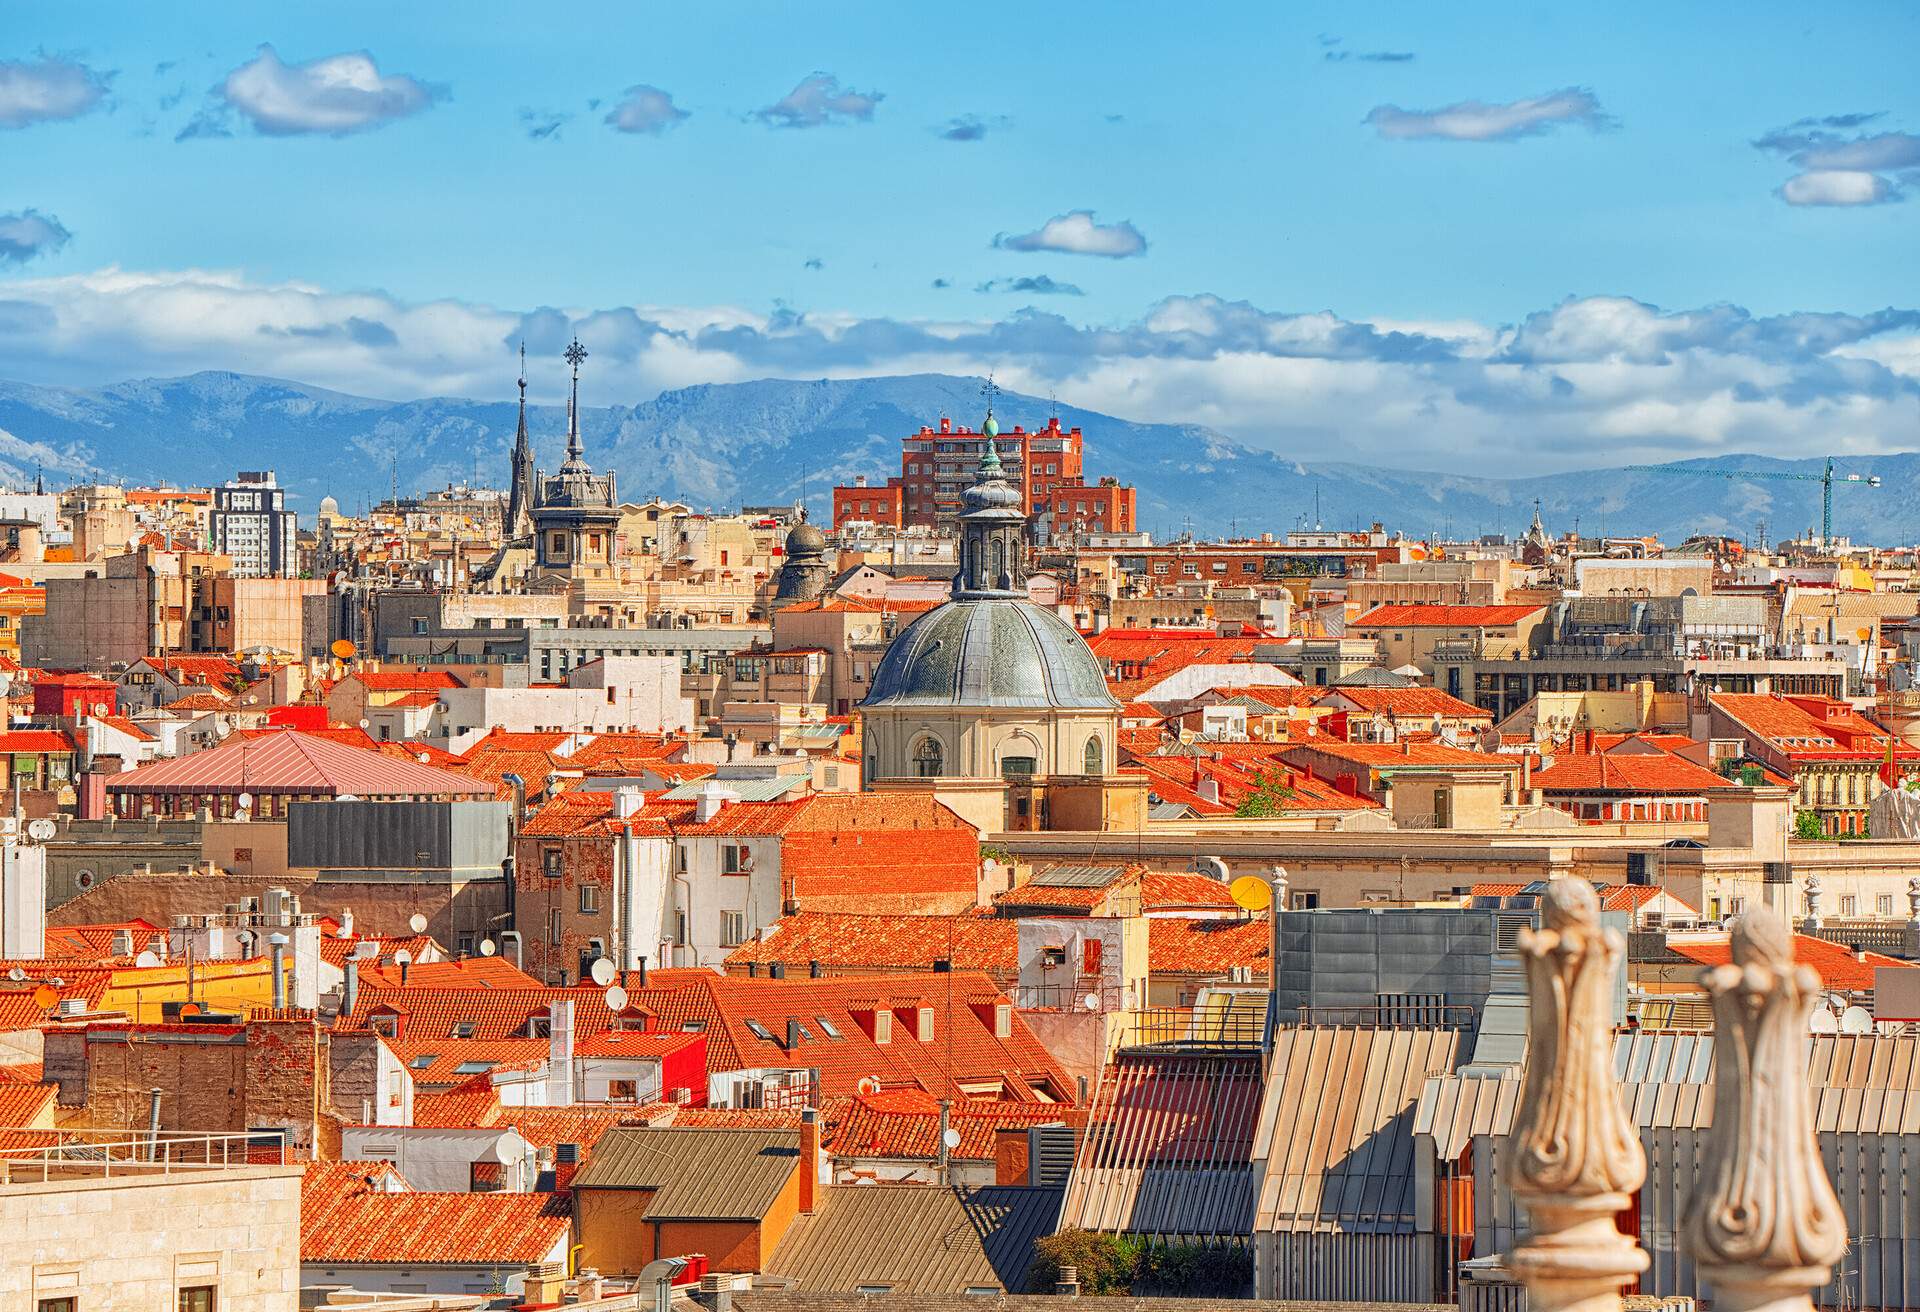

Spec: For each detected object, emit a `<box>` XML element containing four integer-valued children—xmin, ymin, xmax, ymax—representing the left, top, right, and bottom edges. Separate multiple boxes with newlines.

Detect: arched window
<box><xmin>991</xmin><ymin>538</ymin><xmax>1006</xmax><ymax>583</ymax></box>
<box><xmin>913</xmin><ymin>737</ymin><xmax>944</xmax><ymax>778</ymax></box>
<box><xmin>1083</xmin><ymin>736</ymin><xmax>1103</xmax><ymax>775</ymax></box>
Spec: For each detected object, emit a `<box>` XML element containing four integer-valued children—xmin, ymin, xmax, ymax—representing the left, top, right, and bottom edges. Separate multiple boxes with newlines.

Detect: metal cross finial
<box><xmin>565</xmin><ymin>338</ymin><xmax>588</xmax><ymax>374</ymax></box>
<box><xmin>518</xmin><ymin>341</ymin><xmax>527</xmax><ymax>394</ymax></box>
<box><xmin>980</xmin><ymin>372</ymin><xmax>997</xmax><ymax>417</ymax></box>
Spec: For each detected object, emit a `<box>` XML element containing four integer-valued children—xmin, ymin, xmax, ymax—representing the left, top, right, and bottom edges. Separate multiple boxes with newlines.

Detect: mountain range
<box><xmin>0</xmin><ymin>369</ymin><xmax>1912</xmax><ymax>545</ymax></box>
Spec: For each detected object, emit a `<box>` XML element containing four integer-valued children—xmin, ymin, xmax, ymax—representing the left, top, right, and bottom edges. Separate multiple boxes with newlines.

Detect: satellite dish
<box><xmin>408</xmin><ymin>913</ymin><xmax>428</xmax><ymax>934</ymax></box>
<box><xmin>25</xmin><ymin>818</ymin><xmax>54</xmax><ymax>842</ymax></box>
<box><xmin>856</xmin><ymin>1076</ymin><xmax>882</xmax><ymax>1096</ymax></box>
<box><xmin>331</xmin><ymin>638</ymin><xmax>357</xmax><ymax>660</ymax></box>
<box><xmin>1841</xmin><ymin>1005</ymin><xmax>1874</xmax><ymax>1035</ymax></box>
<box><xmin>6</xmin><ymin>966</ymin><xmax>24</xmax><ymax>982</ymax></box>
<box><xmin>604</xmin><ymin>984</ymin><xmax>629</xmax><ymax>1012</ymax></box>
<box><xmin>1825</xmin><ymin>992</ymin><xmax>1849</xmax><ymax>1014</ymax></box>
<box><xmin>214</xmin><ymin>722</ymin><xmax>231</xmax><ymax>739</ymax></box>
<box><xmin>590</xmin><ymin>958</ymin><xmax>616</xmax><ymax>987</ymax></box>
<box><xmin>179</xmin><ymin>1001</ymin><xmax>201</xmax><ymax>1017</ymax></box>
<box><xmin>479</xmin><ymin>938</ymin><xmax>497</xmax><ymax>957</ymax></box>
<box><xmin>359</xmin><ymin>719</ymin><xmax>371</xmax><ymax>729</ymax></box>
<box><xmin>31</xmin><ymin>984</ymin><xmax>56</xmax><ymax>1008</ymax></box>
<box><xmin>236</xmin><ymin>792</ymin><xmax>253</xmax><ymax>811</ymax></box>
<box><xmin>942</xmin><ymin>1127</ymin><xmax>961</xmax><ymax>1150</ymax></box>
<box><xmin>1229</xmin><ymin>875</ymin><xmax>1273</xmax><ymax>912</ymax></box>
<box><xmin>392</xmin><ymin>948</ymin><xmax>413</xmax><ymax>967</ymax></box>
<box><xmin>1809</xmin><ymin>1008</ymin><xmax>1840</xmax><ymax>1035</ymax></box>
<box><xmin>1083</xmin><ymin>992</ymin><xmax>1103</xmax><ymax>1013</ymax></box>
<box><xmin>134</xmin><ymin>950</ymin><xmax>161</xmax><ymax>968</ymax></box>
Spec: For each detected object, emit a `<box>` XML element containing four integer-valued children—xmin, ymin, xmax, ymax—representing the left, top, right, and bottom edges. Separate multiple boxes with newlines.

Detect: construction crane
<box><xmin>1625</xmin><ymin>456</ymin><xmax>1880</xmax><ymax>549</ymax></box>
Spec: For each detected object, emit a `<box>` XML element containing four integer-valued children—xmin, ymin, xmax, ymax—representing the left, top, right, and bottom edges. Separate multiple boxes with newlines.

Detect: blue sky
<box><xmin>2</xmin><ymin>2</ymin><xmax>1918</xmax><ymax>472</ymax></box>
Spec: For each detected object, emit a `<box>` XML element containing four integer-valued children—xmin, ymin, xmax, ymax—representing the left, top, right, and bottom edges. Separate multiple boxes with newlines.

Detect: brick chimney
<box><xmin>799</xmin><ymin>1107</ymin><xmax>820</xmax><ymax>1214</ymax></box>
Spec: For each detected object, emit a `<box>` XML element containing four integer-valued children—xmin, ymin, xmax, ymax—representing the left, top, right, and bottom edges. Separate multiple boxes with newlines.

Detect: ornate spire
<box><xmin>563</xmin><ymin>337</ymin><xmax>588</xmax><ymax>469</ymax></box>
<box><xmin>1504</xmin><ymin>878</ymin><xmax>1648</xmax><ymax>1312</ymax></box>
<box><xmin>1684</xmin><ymin>911</ymin><xmax>1846</xmax><ymax>1312</ymax></box>
<box><xmin>505</xmin><ymin>341</ymin><xmax>535</xmax><ymax>538</ymax></box>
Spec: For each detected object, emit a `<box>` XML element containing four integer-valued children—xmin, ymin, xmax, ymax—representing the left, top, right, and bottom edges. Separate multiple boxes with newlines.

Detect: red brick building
<box><xmin>831</xmin><ymin>415</ymin><xmax>1136</xmax><ymax>533</ymax></box>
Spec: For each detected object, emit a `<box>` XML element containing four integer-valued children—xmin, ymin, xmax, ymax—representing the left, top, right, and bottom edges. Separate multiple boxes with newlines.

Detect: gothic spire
<box><xmin>505</xmin><ymin>341</ymin><xmax>535</xmax><ymax>537</ymax></box>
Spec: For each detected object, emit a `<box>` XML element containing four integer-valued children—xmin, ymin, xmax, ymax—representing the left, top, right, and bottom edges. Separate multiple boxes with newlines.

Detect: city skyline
<box><xmin>2</xmin><ymin>2</ymin><xmax>1918</xmax><ymax>475</ymax></box>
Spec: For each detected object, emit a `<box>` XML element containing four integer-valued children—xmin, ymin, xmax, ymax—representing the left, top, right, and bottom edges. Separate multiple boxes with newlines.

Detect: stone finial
<box><xmin>1907</xmin><ymin>875</ymin><xmax>1920</xmax><ymax>925</ymax></box>
<box><xmin>1802</xmin><ymin>873</ymin><xmax>1823</xmax><ymax>929</ymax></box>
<box><xmin>1684</xmin><ymin>911</ymin><xmax>1846</xmax><ymax>1312</ymax></box>
<box><xmin>1504</xmin><ymin>879</ymin><xmax>1648</xmax><ymax>1312</ymax></box>
<box><xmin>1269</xmin><ymin>864</ymin><xmax>1289</xmax><ymax>911</ymax></box>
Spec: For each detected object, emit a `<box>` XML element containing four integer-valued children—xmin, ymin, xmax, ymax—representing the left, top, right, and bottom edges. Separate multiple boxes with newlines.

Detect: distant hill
<box><xmin>0</xmin><ymin>369</ymin><xmax>1911</xmax><ymax>543</ymax></box>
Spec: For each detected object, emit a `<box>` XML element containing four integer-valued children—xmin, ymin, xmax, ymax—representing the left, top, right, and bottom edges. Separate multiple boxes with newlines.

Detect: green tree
<box><xmin>1794</xmin><ymin>809</ymin><xmax>1825</xmax><ymax>840</ymax></box>
<box><xmin>1234</xmin><ymin>768</ymin><xmax>1297</xmax><ymax>818</ymax></box>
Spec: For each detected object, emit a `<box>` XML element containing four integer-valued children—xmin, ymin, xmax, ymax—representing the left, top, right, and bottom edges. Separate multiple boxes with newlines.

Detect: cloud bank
<box><xmin>180</xmin><ymin>46</ymin><xmax>441</xmax><ymax>139</ymax></box>
<box><xmin>0</xmin><ymin>269</ymin><xmax>1914</xmax><ymax>477</ymax></box>
<box><xmin>605</xmin><ymin>84</ymin><xmax>688</xmax><ymax>135</ymax></box>
<box><xmin>1366</xmin><ymin>87</ymin><xmax>1610</xmax><ymax>141</ymax></box>
<box><xmin>755</xmin><ymin>73</ymin><xmax>881</xmax><ymax>128</ymax></box>
<box><xmin>0</xmin><ymin>57</ymin><xmax>111</xmax><ymax>129</ymax></box>
<box><xmin>994</xmin><ymin>211</ymin><xmax>1147</xmax><ymax>258</ymax></box>
<box><xmin>1754</xmin><ymin>115</ymin><xmax>1918</xmax><ymax>206</ymax></box>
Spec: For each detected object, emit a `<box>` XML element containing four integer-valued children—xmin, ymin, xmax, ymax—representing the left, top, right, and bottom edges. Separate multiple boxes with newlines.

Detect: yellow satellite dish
<box><xmin>1857</xmin><ymin>628</ymin><xmax>1872</xmax><ymax>641</ymax></box>
<box><xmin>1229</xmin><ymin>875</ymin><xmax>1273</xmax><ymax>912</ymax></box>
<box><xmin>330</xmin><ymin>638</ymin><xmax>358</xmax><ymax>660</ymax></box>
<box><xmin>31</xmin><ymin>984</ymin><xmax>57</xmax><ymax>1008</ymax></box>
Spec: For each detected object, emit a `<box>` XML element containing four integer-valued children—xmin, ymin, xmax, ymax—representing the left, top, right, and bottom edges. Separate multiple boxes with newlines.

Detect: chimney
<box><xmin>937</xmin><ymin>1099</ymin><xmax>951</xmax><ymax>1173</ymax></box>
<box><xmin>1054</xmin><ymin>1265</ymin><xmax>1081</xmax><ymax>1297</ymax></box>
<box><xmin>338</xmin><ymin>906</ymin><xmax>354</xmax><ymax>939</ymax></box>
<box><xmin>1197</xmin><ymin>776</ymin><xmax>1220</xmax><ymax>805</ymax></box>
<box><xmin>786</xmin><ymin>1018</ymin><xmax>801</xmax><ymax>1049</ymax></box>
<box><xmin>769</xmin><ymin>961</ymin><xmax>785</xmax><ymax>980</ymax></box>
<box><xmin>808</xmin><ymin>959</ymin><xmax>823</xmax><ymax>978</ymax></box>
<box><xmin>343</xmin><ymin>957</ymin><xmax>360</xmax><ymax>1016</ymax></box>
<box><xmin>553</xmin><ymin>1141</ymin><xmax>581</xmax><ymax>1194</ymax></box>
<box><xmin>549</xmin><ymin>998</ymin><xmax>576</xmax><ymax>1102</ymax></box>
<box><xmin>111</xmin><ymin>929</ymin><xmax>133</xmax><ymax>957</ymax></box>
<box><xmin>694</xmin><ymin>781</ymin><xmax>736</xmax><ymax>824</ymax></box>
<box><xmin>635</xmin><ymin>955</ymin><xmax>648</xmax><ymax>988</ymax></box>
<box><xmin>799</xmin><ymin>1107</ymin><xmax>820</xmax><ymax>1214</ymax></box>
<box><xmin>267</xmin><ymin>932</ymin><xmax>289</xmax><ymax>1010</ymax></box>
<box><xmin>613</xmin><ymin>785</ymin><xmax>643</xmax><ymax>819</ymax></box>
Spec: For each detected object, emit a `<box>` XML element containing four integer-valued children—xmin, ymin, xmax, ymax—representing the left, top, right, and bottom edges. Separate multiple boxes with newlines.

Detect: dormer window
<box><xmin>527</xmin><ymin>1016</ymin><xmax>552</xmax><ymax>1039</ymax></box>
<box><xmin>451</xmin><ymin>1021</ymin><xmax>476</xmax><ymax>1039</ymax></box>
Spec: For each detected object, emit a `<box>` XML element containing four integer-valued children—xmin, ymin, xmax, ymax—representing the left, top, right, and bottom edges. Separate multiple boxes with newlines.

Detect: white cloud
<box><xmin>994</xmin><ymin>210</ymin><xmax>1147</xmax><ymax>259</ymax></box>
<box><xmin>0</xmin><ymin>56</ymin><xmax>110</xmax><ymax>129</ymax></box>
<box><xmin>604</xmin><ymin>84</ymin><xmax>687</xmax><ymax>135</ymax></box>
<box><xmin>754</xmin><ymin>72</ymin><xmax>881</xmax><ymax>128</ymax></box>
<box><xmin>1365</xmin><ymin>87</ymin><xmax>1610</xmax><ymax>141</ymax></box>
<box><xmin>0</xmin><ymin>268</ymin><xmax>1915</xmax><ymax>476</ymax></box>
<box><xmin>1780</xmin><ymin>170</ymin><xmax>1899</xmax><ymax>207</ymax></box>
<box><xmin>0</xmin><ymin>210</ymin><xmax>71</xmax><ymax>264</ymax></box>
<box><xmin>183</xmin><ymin>45</ymin><xmax>440</xmax><ymax>139</ymax></box>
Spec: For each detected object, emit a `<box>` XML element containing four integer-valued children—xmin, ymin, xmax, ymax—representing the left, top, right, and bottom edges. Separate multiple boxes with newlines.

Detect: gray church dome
<box><xmin>863</xmin><ymin>598</ymin><xmax>1119</xmax><ymax>710</ymax></box>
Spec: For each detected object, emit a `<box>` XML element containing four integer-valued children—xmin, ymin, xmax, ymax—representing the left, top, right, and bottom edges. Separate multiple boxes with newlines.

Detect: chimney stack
<box><xmin>267</xmin><ymin>932</ymin><xmax>289</xmax><ymax>1010</ymax></box>
<box><xmin>1054</xmin><ymin>1265</ymin><xmax>1081</xmax><ymax>1297</ymax></box>
<box><xmin>799</xmin><ymin>1107</ymin><xmax>820</xmax><ymax>1214</ymax></box>
<box><xmin>343</xmin><ymin>956</ymin><xmax>360</xmax><ymax>1016</ymax></box>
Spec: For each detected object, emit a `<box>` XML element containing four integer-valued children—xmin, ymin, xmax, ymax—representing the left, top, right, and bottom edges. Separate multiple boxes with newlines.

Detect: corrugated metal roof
<box><xmin>106</xmin><ymin>729</ymin><xmax>492</xmax><ymax>797</ymax></box>
<box><xmin>1251</xmin><ymin>1027</ymin><xmax>1462</xmax><ymax>1235</ymax></box>
<box><xmin>1031</xmin><ymin>864</ymin><xmax>1127</xmax><ymax>889</ymax></box>
<box><xmin>1058</xmin><ymin>1051</ymin><xmax>1263</xmax><ymax>1238</ymax></box>
<box><xmin>660</xmin><ymin>775</ymin><xmax>808</xmax><ymax>803</ymax></box>
<box><xmin>765</xmin><ymin>1184</ymin><xmax>1061</xmax><ymax>1294</ymax></box>
<box><xmin>570</xmin><ymin>1126</ymin><xmax>800</xmax><ymax>1219</ymax></box>
<box><xmin>1413</xmin><ymin>1071</ymin><xmax>1523</xmax><ymax>1162</ymax></box>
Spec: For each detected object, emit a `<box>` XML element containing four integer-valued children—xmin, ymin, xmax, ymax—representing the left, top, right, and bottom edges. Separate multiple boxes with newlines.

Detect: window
<box><xmin>913</xmin><ymin>737</ymin><xmax>944</xmax><ymax>778</ymax></box>
<box><xmin>453</xmin><ymin>1060</ymin><xmax>495</xmax><ymax>1075</ymax></box>
<box><xmin>1000</xmin><ymin>755</ymin><xmax>1036</xmax><ymax>779</ymax></box>
<box><xmin>579</xmin><ymin>884</ymin><xmax>600</xmax><ymax>914</ymax></box>
<box><xmin>1841</xmin><ymin>895</ymin><xmax>1857</xmax><ymax>917</ymax></box>
<box><xmin>179</xmin><ymin>1289</ymin><xmax>217</xmax><ymax>1312</ymax></box>
<box><xmin>744</xmin><ymin>1017</ymin><xmax>774</xmax><ymax>1041</ymax></box>
<box><xmin>815</xmin><ymin>1015</ymin><xmax>842</xmax><ymax>1039</ymax></box>
<box><xmin>451</xmin><ymin>1021</ymin><xmax>476</xmax><ymax>1039</ymax></box>
<box><xmin>675</xmin><ymin>910</ymin><xmax>687</xmax><ymax>945</ymax></box>
<box><xmin>721</xmin><ymin>911</ymin><xmax>748</xmax><ymax>946</ymax></box>
<box><xmin>1879</xmin><ymin>893</ymin><xmax>1896</xmax><ymax>917</ymax></box>
<box><xmin>543</xmin><ymin>847</ymin><xmax>563</xmax><ymax>877</ymax></box>
<box><xmin>609</xmin><ymin>1078</ymin><xmax>639</xmax><ymax>1101</ymax></box>
<box><xmin>409</xmin><ymin>1054</ymin><xmax>436</xmax><ymax>1069</ymax></box>
<box><xmin>1083</xmin><ymin>737</ymin><xmax>1103</xmax><ymax>775</ymax></box>
<box><xmin>722</xmin><ymin>844</ymin><xmax>744</xmax><ymax>874</ymax></box>
<box><xmin>549</xmin><ymin>909</ymin><xmax>563</xmax><ymax>945</ymax></box>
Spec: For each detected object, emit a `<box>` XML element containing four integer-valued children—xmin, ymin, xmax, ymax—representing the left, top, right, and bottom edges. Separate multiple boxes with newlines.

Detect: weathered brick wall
<box><xmin>516</xmin><ymin>832</ymin><xmax>616</xmax><ymax>985</ymax></box>
<box><xmin>326</xmin><ymin>1030</ymin><xmax>384</xmax><ymax>1125</ymax></box>
<box><xmin>71</xmin><ymin>1029</ymin><xmax>247</xmax><ymax>1132</ymax></box>
<box><xmin>243</xmin><ymin>1018</ymin><xmax>324</xmax><ymax>1154</ymax></box>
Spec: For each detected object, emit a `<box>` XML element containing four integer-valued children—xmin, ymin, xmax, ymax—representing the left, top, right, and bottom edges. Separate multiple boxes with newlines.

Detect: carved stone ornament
<box><xmin>1684</xmin><ymin>911</ymin><xmax>1846</xmax><ymax>1312</ymax></box>
<box><xmin>1504</xmin><ymin>878</ymin><xmax>1648</xmax><ymax>1312</ymax></box>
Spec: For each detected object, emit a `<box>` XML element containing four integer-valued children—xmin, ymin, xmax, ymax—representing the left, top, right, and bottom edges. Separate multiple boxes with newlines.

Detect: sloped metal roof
<box><xmin>570</xmin><ymin>1126</ymin><xmax>800</xmax><ymax>1219</ymax></box>
<box><xmin>764</xmin><ymin>1184</ymin><xmax>1061</xmax><ymax>1294</ymax></box>
<box><xmin>863</xmin><ymin>598</ymin><xmax>1119</xmax><ymax>711</ymax></box>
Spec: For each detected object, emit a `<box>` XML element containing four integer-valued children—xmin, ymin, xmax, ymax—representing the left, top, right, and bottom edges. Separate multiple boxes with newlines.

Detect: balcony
<box><xmin>0</xmin><ymin>1129</ymin><xmax>286</xmax><ymax>1183</ymax></box>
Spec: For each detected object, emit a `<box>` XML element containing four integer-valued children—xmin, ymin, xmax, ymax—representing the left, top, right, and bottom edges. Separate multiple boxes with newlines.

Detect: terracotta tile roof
<box><xmin>1531</xmin><ymin>752</ymin><xmax>1737</xmax><ymax>795</ymax></box>
<box><xmin>0</xmin><ymin>966</ymin><xmax>117</xmax><ymax>1029</ymax></box>
<box><xmin>384</xmin><ymin>1037</ymin><xmax>548</xmax><ymax>1086</ymax></box>
<box><xmin>1667</xmin><ymin>933</ymin><xmax>1904</xmax><ymax>992</ymax></box>
<box><xmin>835</xmin><ymin>1089</ymin><xmax>1081</xmax><ymax>1160</ymax></box>
<box><xmin>1146</xmin><ymin>918</ymin><xmax>1269</xmax><ymax>974</ymax></box>
<box><xmin>161</xmin><ymin>692</ymin><xmax>235</xmax><ymax>712</ymax></box>
<box><xmin>92</xmin><ymin>715</ymin><xmax>155</xmax><ymax>742</ymax></box>
<box><xmin>1284</xmin><ymin>740</ymin><xmax>1514</xmax><ymax>768</ymax></box>
<box><xmin>41</xmin><ymin>920</ymin><xmax>167</xmax><ymax>959</ymax></box>
<box><xmin>138</xmin><ymin>654</ymin><xmax>242</xmax><ymax>684</ymax></box>
<box><xmin>356</xmin><ymin>957</ymin><xmax>541</xmax><ymax>990</ymax></box>
<box><xmin>316</xmin><ymin>931</ymin><xmax>439</xmax><ymax>970</ymax></box>
<box><xmin>562</xmin><ymin>732</ymin><xmax>688</xmax><ymax>769</ymax></box>
<box><xmin>1350</xmin><ymin>604</ymin><xmax>1545</xmax><ymax>628</ymax></box>
<box><xmin>382</xmin><ymin>690</ymin><xmax>443</xmax><ymax>710</ymax></box>
<box><xmin>1710</xmin><ymin>693</ymin><xmax>1915</xmax><ymax>762</ymax></box>
<box><xmin>1468</xmin><ymin>881</ymin><xmax>1697</xmax><ymax>915</ymax></box>
<box><xmin>992</xmin><ymin>882</ymin><xmax>1107</xmax><ymax>910</ymax></box>
<box><xmin>337</xmin><ymin>983</ymin><xmax>631</xmax><ymax>1042</ymax></box>
<box><xmin>107</xmin><ymin>729</ymin><xmax>494</xmax><ymax>797</ymax></box>
<box><xmin>1318</xmin><ymin>687</ymin><xmax>1493</xmax><ymax>719</ymax></box>
<box><xmin>724</xmin><ymin>914</ymin><xmax>1018</xmax><ymax>973</ymax></box>
<box><xmin>571</xmin><ymin>1029</ymin><xmax>707</xmax><ymax>1060</ymax></box>
<box><xmin>0</xmin><ymin>1080</ymin><xmax>53</xmax><ymax>1126</ymax></box>
<box><xmin>301</xmin><ymin>1163</ymin><xmax>570</xmax><ymax>1265</ymax></box>
<box><xmin>346</xmin><ymin>670</ymin><xmax>464</xmax><ymax>692</ymax></box>
<box><xmin>0</xmin><ymin>730</ymin><xmax>77</xmax><ymax>753</ymax></box>
<box><xmin>1231</xmin><ymin>686</ymin><xmax>1326</xmax><ymax>710</ymax></box>
<box><xmin>521</xmin><ymin>790</ymin><xmax>619</xmax><ymax>836</ymax></box>
<box><xmin>1139</xmin><ymin>873</ymin><xmax>1239</xmax><ymax>911</ymax></box>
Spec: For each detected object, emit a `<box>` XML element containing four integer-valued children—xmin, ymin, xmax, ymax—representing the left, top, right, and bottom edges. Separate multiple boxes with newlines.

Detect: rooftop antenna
<box><xmin>1314</xmin><ymin>483</ymin><xmax>1321</xmax><ymax>531</ymax></box>
<box><xmin>1048</xmin><ymin>388</ymin><xmax>1058</xmax><ymax>423</ymax></box>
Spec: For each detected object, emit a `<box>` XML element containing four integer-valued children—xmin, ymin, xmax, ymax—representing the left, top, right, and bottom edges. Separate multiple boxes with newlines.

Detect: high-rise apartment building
<box><xmin>210</xmin><ymin>470</ymin><xmax>297</xmax><ymax>577</ymax></box>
